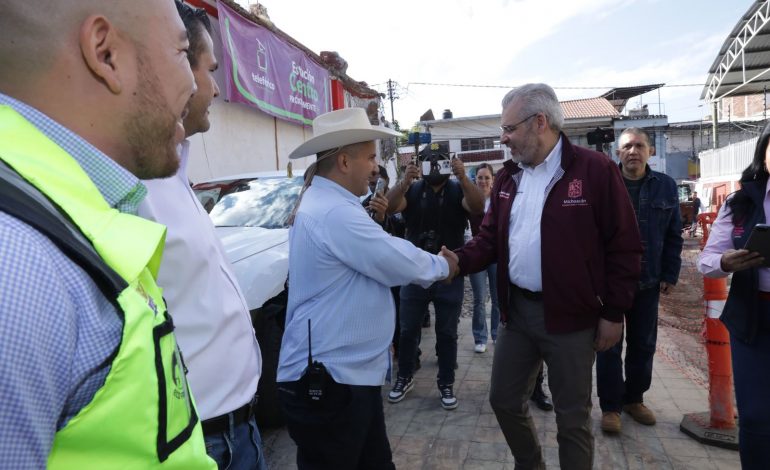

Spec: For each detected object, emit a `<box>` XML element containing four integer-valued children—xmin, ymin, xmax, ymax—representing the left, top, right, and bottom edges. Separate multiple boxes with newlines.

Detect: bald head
<box><xmin>0</xmin><ymin>0</ymin><xmax>196</xmax><ymax>179</ymax></box>
<box><xmin>1</xmin><ymin>1</ymin><xmax>149</xmax><ymax>88</ymax></box>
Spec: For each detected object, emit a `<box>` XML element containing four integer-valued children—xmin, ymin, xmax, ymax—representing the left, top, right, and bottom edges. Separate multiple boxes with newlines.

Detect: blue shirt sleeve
<box><xmin>321</xmin><ymin>201</ymin><xmax>448</xmax><ymax>288</ymax></box>
<box><xmin>0</xmin><ymin>215</ymin><xmax>78</xmax><ymax>468</ymax></box>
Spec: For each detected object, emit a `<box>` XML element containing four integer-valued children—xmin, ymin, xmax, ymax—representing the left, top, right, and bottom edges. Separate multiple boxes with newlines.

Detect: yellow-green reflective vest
<box><xmin>0</xmin><ymin>106</ymin><xmax>215</xmax><ymax>469</ymax></box>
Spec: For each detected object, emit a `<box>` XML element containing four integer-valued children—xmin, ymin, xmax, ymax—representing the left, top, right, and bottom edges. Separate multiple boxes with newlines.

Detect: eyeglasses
<box><xmin>500</xmin><ymin>113</ymin><xmax>538</xmax><ymax>134</ymax></box>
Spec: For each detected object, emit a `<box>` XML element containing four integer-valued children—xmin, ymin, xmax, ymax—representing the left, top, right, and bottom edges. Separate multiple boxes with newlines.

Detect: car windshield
<box><xmin>208</xmin><ymin>177</ymin><xmax>303</xmax><ymax>229</ymax></box>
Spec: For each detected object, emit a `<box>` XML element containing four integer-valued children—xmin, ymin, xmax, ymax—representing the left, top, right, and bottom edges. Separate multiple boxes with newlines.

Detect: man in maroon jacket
<box><xmin>448</xmin><ymin>83</ymin><xmax>642</xmax><ymax>469</ymax></box>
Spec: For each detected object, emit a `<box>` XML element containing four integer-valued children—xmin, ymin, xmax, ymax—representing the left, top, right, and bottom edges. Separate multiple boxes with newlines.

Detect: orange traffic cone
<box><xmin>680</xmin><ymin>214</ymin><xmax>739</xmax><ymax>450</ymax></box>
<box><xmin>702</xmin><ymin>278</ymin><xmax>735</xmax><ymax>429</ymax></box>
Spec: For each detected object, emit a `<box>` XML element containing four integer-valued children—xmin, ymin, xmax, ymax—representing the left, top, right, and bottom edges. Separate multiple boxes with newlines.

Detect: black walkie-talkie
<box><xmin>305</xmin><ymin>319</ymin><xmax>327</xmax><ymax>404</ymax></box>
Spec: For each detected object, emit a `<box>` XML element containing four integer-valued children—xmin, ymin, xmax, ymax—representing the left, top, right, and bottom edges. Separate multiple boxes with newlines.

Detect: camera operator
<box><xmin>385</xmin><ymin>147</ymin><xmax>483</xmax><ymax>409</ymax></box>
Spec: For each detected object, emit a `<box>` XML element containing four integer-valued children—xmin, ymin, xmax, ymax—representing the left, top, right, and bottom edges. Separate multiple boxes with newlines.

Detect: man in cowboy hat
<box><xmin>276</xmin><ymin>107</ymin><xmax>457</xmax><ymax>469</ymax></box>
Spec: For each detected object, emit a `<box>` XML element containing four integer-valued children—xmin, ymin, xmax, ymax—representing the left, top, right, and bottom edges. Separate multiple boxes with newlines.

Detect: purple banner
<box><xmin>217</xmin><ymin>1</ymin><xmax>330</xmax><ymax>125</ymax></box>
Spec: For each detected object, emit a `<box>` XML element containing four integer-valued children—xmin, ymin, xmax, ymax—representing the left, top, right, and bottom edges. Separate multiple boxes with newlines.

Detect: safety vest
<box><xmin>0</xmin><ymin>106</ymin><xmax>215</xmax><ymax>469</ymax></box>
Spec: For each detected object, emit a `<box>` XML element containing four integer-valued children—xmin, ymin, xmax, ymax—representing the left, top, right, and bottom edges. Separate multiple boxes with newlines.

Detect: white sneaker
<box><xmin>474</xmin><ymin>343</ymin><xmax>487</xmax><ymax>353</ymax></box>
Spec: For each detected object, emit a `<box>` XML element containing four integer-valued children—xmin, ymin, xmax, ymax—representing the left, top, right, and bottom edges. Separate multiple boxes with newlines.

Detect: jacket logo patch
<box><xmin>563</xmin><ymin>179</ymin><xmax>589</xmax><ymax>207</ymax></box>
<box><xmin>568</xmin><ymin>179</ymin><xmax>582</xmax><ymax>198</ymax></box>
<box><xmin>499</xmin><ymin>191</ymin><xmax>510</xmax><ymax>200</ymax></box>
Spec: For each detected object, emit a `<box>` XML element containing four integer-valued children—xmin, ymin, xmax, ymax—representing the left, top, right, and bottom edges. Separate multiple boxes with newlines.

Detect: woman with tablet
<box><xmin>698</xmin><ymin>123</ymin><xmax>770</xmax><ymax>469</ymax></box>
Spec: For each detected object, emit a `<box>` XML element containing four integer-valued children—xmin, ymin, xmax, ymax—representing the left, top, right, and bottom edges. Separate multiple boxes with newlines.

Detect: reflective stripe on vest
<box><xmin>0</xmin><ymin>106</ymin><xmax>215</xmax><ymax>468</ymax></box>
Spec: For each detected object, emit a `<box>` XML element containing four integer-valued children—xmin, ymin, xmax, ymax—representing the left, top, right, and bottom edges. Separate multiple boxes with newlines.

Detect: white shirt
<box><xmin>138</xmin><ymin>140</ymin><xmax>261</xmax><ymax>419</ymax></box>
<box><xmin>698</xmin><ymin>182</ymin><xmax>770</xmax><ymax>290</ymax></box>
<box><xmin>277</xmin><ymin>176</ymin><xmax>448</xmax><ymax>386</ymax></box>
<box><xmin>508</xmin><ymin>138</ymin><xmax>563</xmax><ymax>292</ymax></box>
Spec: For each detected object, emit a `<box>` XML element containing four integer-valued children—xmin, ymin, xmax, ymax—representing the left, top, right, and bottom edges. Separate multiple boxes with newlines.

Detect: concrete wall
<box><xmin>186</xmin><ymin>99</ymin><xmax>315</xmax><ymax>182</ymax></box>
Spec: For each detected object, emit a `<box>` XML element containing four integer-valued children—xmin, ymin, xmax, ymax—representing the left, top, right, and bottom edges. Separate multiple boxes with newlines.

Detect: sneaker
<box><xmin>623</xmin><ymin>403</ymin><xmax>656</xmax><ymax>425</ymax></box>
<box><xmin>438</xmin><ymin>384</ymin><xmax>458</xmax><ymax>410</ymax></box>
<box><xmin>601</xmin><ymin>411</ymin><xmax>621</xmax><ymax>433</ymax></box>
<box><xmin>388</xmin><ymin>376</ymin><xmax>414</xmax><ymax>403</ymax></box>
<box><xmin>474</xmin><ymin>343</ymin><xmax>487</xmax><ymax>353</ymax></box>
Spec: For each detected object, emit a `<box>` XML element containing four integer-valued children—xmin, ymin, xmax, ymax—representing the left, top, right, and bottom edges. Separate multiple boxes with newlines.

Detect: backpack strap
<box><xmin>0</xmin><ymin>161</ymin><xmax>127</xmax><ymax>301</ymax></box>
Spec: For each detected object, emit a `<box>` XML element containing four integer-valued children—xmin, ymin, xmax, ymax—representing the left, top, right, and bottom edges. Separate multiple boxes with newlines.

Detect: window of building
<box><xmin>461</xmin><ymin>137</ymin><xmax>496</xmax><ymax>152</ymax></box>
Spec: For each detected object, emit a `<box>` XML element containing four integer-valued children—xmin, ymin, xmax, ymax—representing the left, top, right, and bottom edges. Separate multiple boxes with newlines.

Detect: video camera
<box><xmin>418</xmin><ymin>144</ymin><xmax>452</xmax><ymax>176</ymax></box>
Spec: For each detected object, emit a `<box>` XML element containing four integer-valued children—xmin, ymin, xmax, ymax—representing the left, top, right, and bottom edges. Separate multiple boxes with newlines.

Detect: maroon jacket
<box><xmin>455</xmin><ymin>134</ymin><xmax>642</xmax><ymax>334</ymax></box>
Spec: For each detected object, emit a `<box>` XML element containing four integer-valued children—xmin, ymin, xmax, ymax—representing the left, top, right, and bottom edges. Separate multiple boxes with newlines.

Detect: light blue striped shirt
<box><xmin>277</xmin><ymin>176</ymin><xmax>449</xmax><ymax>386</ymax></box>
<box><xmin>0</xmin><ymin>93</ymin><xmax>144</xmax><ymax>468</ymax></box>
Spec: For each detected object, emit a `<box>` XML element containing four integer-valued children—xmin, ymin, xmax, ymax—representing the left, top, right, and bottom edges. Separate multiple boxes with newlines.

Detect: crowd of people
<box><xmin>0</xmin><ymin>1</ymin><xmax>766</xmax><ymax>469</ymax></box>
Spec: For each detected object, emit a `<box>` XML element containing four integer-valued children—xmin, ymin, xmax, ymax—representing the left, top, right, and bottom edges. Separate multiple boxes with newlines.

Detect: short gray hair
<box><xmin>501</xmin><ymin>83</ymin><xmax>564</xmax><ymax>132</ymax></box>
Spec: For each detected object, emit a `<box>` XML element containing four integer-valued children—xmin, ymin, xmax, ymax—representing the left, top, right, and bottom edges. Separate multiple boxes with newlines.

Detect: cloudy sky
<box><xmin>237</xmin><ymin>0</ymin><xmax>750</xmax><ymax>126</ymax></box>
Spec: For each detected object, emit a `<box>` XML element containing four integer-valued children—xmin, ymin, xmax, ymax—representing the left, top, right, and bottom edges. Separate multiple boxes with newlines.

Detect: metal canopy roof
<box><xmin>601</xmin><ymin>84</ymin><xmax>664</xmax><ymax>113</ymax></box>
<box><xmin>702</xmin><ymin>1</ymin><xmax>770</xmax><ymax>101</ymax></box>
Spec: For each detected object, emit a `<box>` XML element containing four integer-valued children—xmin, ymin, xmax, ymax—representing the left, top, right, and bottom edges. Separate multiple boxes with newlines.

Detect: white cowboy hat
<box><xmin>288</xmin><ymin>108</ymin><xmax>401</xmax><ymax>159</ymax></box>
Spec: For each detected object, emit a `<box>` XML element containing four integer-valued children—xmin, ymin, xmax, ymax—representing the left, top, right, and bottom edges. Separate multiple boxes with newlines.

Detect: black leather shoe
<box><xmin>531</xmin><ymin>390</ymin><xmax>554</xmax><ymax>411</ymax></box>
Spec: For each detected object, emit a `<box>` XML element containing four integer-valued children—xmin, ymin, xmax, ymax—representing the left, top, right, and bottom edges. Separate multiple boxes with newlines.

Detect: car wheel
<box><xmin>250</xmin><ymin>289</ymin><xmax>287</xmax><ymax>428</ymax></box>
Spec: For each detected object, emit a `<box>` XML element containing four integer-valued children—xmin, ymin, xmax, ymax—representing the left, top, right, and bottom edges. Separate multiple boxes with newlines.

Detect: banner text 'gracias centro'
<box><xmin>217</xmin><ymin>1</ymin><xmax>330</xmax><ymax>125</ymax></box>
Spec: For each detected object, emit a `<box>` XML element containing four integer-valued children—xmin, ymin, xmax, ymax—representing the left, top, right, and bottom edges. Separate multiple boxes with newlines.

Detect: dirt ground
<box><xmin>657</xmin><ymin>236</ymin><xmax>710</xmax><ymax>387</ymax></box>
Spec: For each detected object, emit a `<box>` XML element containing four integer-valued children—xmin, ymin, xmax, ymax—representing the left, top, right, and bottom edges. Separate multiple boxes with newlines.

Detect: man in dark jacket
<box><xmin>596</xmin><ymin>128</ymin><xmax>683</xmax><ymax>434</ymax></box>
<box><xmin>386</xmin><ymin>146</ymin><xmax>483</xmax><ymax>410</ymax></box>
<box><xmin>449</xmin><ymin>83</ymin><xmax>642</xmax><ymax>469</ymax></box>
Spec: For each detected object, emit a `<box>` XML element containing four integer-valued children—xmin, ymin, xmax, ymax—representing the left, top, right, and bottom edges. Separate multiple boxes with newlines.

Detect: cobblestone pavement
<box><xmin>262</xmin><ymin>253</ymin><xmax>741</xmax><ymax>469</ymax></box>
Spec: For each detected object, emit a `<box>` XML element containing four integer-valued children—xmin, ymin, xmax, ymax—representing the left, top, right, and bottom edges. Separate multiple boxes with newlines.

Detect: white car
<box><xmin>193</xmin><ymin>173</ymin><xmax>303</xmax><ymax>427</ymax></box>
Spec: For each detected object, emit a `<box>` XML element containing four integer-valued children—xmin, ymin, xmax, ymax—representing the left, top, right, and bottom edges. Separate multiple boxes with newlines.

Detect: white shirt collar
<box><xmin>312</xmin><ymin>175</ymin><xmax>360</xmax><ymax>203</ymax></box>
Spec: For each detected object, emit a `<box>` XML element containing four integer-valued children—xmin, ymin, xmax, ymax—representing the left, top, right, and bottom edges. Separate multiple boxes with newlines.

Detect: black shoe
<box><xmin>388</xmin><ymin>376</ymin><xmax>414</xmax><ymax>403</ymax></box>
<box><xmin>438</xmin><ymin>383</ymin><xmax>458</xmax><ymax>410</ymax></box>
<box><xmin>531</xmin><ymin>390</ymin><xmax>554</xmax><ymax>411</ymax></box>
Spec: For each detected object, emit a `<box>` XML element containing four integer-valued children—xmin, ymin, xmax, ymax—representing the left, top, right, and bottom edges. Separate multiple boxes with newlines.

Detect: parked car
<box><xmin>193</xmin><ymin>173</ymin><xmax>303</xmax><ymax>427</ymax></box>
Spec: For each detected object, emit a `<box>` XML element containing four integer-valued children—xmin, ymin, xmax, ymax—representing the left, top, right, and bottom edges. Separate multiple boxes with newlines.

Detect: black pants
<box><xmin>596</xmin><ymin>286</ymin><xmax>660</xmax><ymax>411</ymax></box>
<box><xmin>277</xmin><ymin>378</ymin><xmax>395</xmax><ymax>470</ymax></box>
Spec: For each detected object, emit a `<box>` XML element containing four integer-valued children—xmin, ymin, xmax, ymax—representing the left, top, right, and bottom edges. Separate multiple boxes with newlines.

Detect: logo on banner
<box><xmin>251</xmin><ymin>39</ymin><xmax>275</xmax><ymax>91</ymax></box>
<box><xmin>257</xmin><ymin>39</ymin><xmax>267</xmax><ymax>72</ymax></box>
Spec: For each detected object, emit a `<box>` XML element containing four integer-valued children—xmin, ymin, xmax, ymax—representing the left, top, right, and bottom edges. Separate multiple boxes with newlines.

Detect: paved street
<box><xmin>262</xmin><ymin>241</ymin><xmax>741</xmax><ymax>469</ymax></box>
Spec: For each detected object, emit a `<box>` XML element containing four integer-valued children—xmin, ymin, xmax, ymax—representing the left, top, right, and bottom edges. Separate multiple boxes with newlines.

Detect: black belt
<box><xmin>201</xmin><ymin>397</ymin><xmax>255</xmax><ymax>435</ymax></box>
<box><xmin>510</xmin><ymin>283</ymin><xmax>543</xmax><ymax>301</ymax></box>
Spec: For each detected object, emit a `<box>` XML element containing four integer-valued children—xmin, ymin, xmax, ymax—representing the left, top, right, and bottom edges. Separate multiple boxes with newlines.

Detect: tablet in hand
<box><xmin>744</xmin><ymin>223</ymin><xmax>770</xmax><ymax>267</ymax></box>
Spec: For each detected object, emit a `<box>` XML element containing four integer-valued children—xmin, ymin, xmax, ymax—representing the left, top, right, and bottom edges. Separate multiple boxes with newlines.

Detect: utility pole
<box><xmin>712</xmin><ymin>101</ymin><xmax>719</xmax><ymax>149</ymax></box>
<box><xmin>387</xmin><ymin>79</ymin><xmax>398</xmax><ymax>129</ymax></box>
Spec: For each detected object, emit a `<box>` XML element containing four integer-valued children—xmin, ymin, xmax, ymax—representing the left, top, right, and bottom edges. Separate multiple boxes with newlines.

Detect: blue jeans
<box><xmin>469</xmin><ymin>263</ymin><xmax>500</xmax><ymax>345</ymax></box>
<box><xmin>204</xmin><ymin>414</ymin><xmax>267</xmax><ymax>470</ymax></box>
<box><xmin>596</xmin><ymin>286</ymin><xmax>660</xmax><ymax>411</ymax></box>
<box><xmin>398</xmin><ymin>277</ymin><xmax>463</xmax><ymax>385</ymax></box>
<box><xmin>730</xmin><ymin>299</ymin><xmax>770</xmax><ymax>469</ymax></box>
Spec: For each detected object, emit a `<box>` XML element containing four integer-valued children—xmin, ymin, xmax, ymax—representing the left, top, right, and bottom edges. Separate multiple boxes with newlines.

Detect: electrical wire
<box><xmin>405</xmin><ymin>82</ymin><xmax>703</xmax><ymax>90</ymax></box>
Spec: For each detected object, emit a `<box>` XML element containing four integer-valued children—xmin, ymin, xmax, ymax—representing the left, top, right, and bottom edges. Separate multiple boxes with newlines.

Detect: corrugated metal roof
<box><xmin>560</xmin><ymin>98</ymin><xmax>619</xmax><ymax>119</ymax></box>
<box><xmin>702</xmin><ymin>1</ymin><xmax>770</xmax><ymax>101</ymax></box>
<box><xmin>601</xmin><ymin>84</ymin><xmax>664</xmax><ymax>112</ymax></box>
